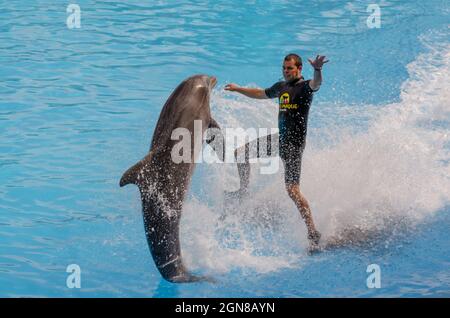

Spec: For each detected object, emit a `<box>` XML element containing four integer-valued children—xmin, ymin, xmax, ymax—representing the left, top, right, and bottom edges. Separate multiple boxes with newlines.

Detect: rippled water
<box><xmin>0</xmin><ymin>0</ymin><xmax>449</xmax><ymax>297</ymax></box>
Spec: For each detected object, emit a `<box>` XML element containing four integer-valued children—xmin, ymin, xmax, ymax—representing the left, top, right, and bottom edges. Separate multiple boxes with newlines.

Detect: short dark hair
<box><xmin>284</xmin><ymin>53</ymin><xmax>302</xmax><ymax>67</ymax></box>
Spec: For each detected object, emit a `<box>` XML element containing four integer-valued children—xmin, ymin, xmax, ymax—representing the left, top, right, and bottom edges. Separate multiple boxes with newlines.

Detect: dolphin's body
<box><xmin>120</xmin><ymin>75</ymin><xmax>221</xmax><ymax>283</ymax></box>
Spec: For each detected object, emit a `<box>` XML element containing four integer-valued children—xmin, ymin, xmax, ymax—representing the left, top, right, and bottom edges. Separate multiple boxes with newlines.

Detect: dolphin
<box><xmin>119</xmin><ymin>74</ymin><xmax>222</xmax><ymax>283</ymax></box>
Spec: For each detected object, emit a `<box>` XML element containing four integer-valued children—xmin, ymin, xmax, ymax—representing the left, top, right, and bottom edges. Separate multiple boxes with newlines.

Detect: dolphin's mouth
<box><xmin>209</xmin><ymin>76</ymin><xmax>217</xmax><ymax>89</ymax></box>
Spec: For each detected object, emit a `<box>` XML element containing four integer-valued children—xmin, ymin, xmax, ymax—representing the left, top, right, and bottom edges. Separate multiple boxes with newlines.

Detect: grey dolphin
<box><xmin>120</xmin><ymin>74</ymin><xmax>222</xmax><ymax>283</ymax></box>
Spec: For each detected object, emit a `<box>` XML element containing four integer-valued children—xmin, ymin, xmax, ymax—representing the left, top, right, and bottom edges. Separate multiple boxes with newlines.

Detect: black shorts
<box><xmin>280</xmin><ymin>141</ymin><xmax>305</xmax><ymax>185</ymax></box>
<box><xmin>236</xmin><ymin>133</ymin><xmax>305</xmax><ymax>185</ymax></box>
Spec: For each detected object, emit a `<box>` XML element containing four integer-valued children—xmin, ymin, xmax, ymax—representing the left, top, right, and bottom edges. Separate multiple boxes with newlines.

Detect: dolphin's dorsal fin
<box><xmin>119</xmin><ymin>152</ymin><xmax>153</xmax><ymax>187</ymax></box>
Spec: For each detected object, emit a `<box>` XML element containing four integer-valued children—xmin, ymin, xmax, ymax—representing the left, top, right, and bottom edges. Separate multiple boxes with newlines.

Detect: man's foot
<box><xmin>221</xmin><ymin>188</ymin><xmax>249</xmax><ymax>221</ymax></box>
<box><xmin>308</xmin><ymin>230</ymin><xmax>321</xmax><ymax>245</ymax></box>
<box><xmin>224</xmin><ymin>188</ymin><xmax>249</xmax><ymax>202</ymax></box>
<box><xmin>307</xmin><ymin>230</ymin><xmax>322</xmax><ymax>255</ymax></box>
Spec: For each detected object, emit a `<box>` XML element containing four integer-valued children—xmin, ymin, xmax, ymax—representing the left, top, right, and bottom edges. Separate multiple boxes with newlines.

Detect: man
<box><xmin>224</xmin><ymin>53</ymin><xmax>328</xmax><ymax>250</ymax></box>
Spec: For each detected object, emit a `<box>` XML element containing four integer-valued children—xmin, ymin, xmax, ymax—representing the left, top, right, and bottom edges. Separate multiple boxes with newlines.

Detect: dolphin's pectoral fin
<box><xmin>208</xmin><ymin>117</ymin><xmax>220</xmax><ymax>130</ymax></box>
<box><xmin>205</xmin><ymin>118</ymin><xmax>221</xmax><ymax>144</ymax></box>
<box><xmin>205</xmin><ymin>118</ymin><xmax>225</xmax><ymax>161</ymax></box>
<box><xmin>119</xmin><ymin>152</ymin><xmax>153</xmax><ymax>187</ymax></box>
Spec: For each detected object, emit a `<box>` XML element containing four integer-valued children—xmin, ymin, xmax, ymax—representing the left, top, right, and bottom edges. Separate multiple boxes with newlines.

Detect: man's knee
<box><xmin>285</xmin><ymin>183</ymin><xmax>300</xmax><ymax>198</ymax></box>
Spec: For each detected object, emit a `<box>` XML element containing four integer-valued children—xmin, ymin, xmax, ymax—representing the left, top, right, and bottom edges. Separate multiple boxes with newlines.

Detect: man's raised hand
<box><xmin>308</xmin><ymin>55</ymin><xmax>329</xmax><ymax>70</ymax></box>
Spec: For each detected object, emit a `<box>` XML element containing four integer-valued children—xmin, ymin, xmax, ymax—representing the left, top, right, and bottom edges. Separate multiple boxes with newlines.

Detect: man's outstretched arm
<box><xmin>224</xmin><ymin>83</ymin><xmax>268</xmax><ymax>99</ymax></box>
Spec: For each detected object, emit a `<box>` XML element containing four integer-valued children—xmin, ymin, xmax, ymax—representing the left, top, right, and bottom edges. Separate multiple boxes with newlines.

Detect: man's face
<box><xmin>282</xmin><ymin>59</ymin><xmax>301</xmax><ymax>81</ymax></box>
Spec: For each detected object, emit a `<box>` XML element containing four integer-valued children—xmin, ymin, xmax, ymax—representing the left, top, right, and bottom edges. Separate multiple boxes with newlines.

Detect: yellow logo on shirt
<box><xmin>279</xmin><ymin>93</ymin><xmax>298</xmax><ymax>110</ymax></box>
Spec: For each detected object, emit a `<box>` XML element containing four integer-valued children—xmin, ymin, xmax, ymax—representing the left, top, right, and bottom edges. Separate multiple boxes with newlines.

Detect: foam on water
<box><xmin>180</xmin><ymin>32</ymin><xmax>450</xmax><ymax>276</ymax></box>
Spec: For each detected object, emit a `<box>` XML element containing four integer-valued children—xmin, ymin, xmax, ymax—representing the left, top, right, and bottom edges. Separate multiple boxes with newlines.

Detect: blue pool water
<box><xmin>0</xmin><ymin>0</ymin><xmax>449</xmax><ymax>297</ymax></box>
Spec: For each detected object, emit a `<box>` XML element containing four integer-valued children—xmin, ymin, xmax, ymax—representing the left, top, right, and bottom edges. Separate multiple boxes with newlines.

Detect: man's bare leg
<box><xmin>285</xmin><ymin>183</ymin><xmax>321</xmax><ymax>249</ymax></box>
<box><xmin>231</xmin><ymin>133</ymin><xmax>279</xmax><ymax>197</ymax></box>
<box><xmin>235</xmin><ymin>144</ymin><xmax>250</xmax><ymax>195</ymax></box>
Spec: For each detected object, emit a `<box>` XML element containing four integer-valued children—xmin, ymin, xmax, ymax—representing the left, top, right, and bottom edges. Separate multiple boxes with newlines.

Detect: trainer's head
<box><xmin>283</xmin><ymin>53</ymin><xmax>302</xmax><ymax>82</ymax></box>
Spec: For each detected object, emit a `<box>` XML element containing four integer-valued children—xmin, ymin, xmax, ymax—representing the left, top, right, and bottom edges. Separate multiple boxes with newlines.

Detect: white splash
<box><xmin>181</xmin><ymin>32</ymin><xmax>450</xmax><ymax>275</ymax></box>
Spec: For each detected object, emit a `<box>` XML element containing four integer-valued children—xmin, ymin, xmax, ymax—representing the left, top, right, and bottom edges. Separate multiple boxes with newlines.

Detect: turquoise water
<box><xmin>0</xmin><ymin>0</ymin><xmax>449</xmax><ymax>297</ymax></box>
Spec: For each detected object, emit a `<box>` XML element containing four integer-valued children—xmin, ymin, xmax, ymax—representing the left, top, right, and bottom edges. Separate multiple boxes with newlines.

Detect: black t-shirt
<box><xmin>265</xmin><ymin>77</ymin><xmax>317</xmax><ymax>145</ymax></box>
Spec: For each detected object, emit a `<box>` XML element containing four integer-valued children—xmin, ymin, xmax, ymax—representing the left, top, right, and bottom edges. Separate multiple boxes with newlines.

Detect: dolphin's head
<box><xmin>187</xmin><ymin>74</ymin><xmax>217</xmax><ymax>91</ymax></box>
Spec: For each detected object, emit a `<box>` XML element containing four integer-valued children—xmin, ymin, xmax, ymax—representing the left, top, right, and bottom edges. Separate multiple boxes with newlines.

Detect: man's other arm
<box><xmin>224</xmin><ymin>83</ymin><xmax>268</xmax><ymax>99</ymax></box>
